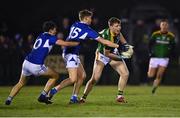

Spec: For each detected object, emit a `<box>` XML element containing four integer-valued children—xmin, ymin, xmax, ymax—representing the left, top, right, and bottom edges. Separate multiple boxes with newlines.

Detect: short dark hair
<box><xmin>108</xmin><ymin>17</ymin><xmax>121</xmax><ymax>26</ymax></box>
<box><xmin>160</xmin><ymin>19</ymin><xmax>169</xmax><ymax>23</ymax></box>
<box><xmin>42</xmin><ymin>21</ymin><xmax>57</xmax><ymax>32</ymax></box>
<box><xmin>79</xmin><ymin>9</ymin><xmax>93</xmax><ymax>21</ymax></box>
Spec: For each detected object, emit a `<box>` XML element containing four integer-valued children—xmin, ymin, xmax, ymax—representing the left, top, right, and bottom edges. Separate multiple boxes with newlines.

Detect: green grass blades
<box><xmin>0</xmin><ymin>86</ymin><xmax>180</xmax><ymax>117</ymax></box>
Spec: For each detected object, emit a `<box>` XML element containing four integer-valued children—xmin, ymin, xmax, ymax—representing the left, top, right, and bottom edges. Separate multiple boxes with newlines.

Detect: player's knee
<box><xmin>18</xmin><ymin>81</ymin><xmax>26</xmax><ymax>87</ymax></box>
<box><xmin>91</xmin><ymin>79</ymin><xmax>97</xmax><ymax>85</ymax></box>
<box><xmin>122</xmin><ymin>71</ymin><xmax>129</xmax><ymax>79</ymax></box>
<box><xmin>80</xmin><ymin>72</ymin><xmax>86</xmax><ymax>81</ymax></box>
<box><xmin>125</xmin><ymin>71</ymin><xmax>129</xmax><ymax>77</ymax></box>
<box><xmin>69</xmin><ymin>77</ymin><xmax>77</xmax><ymax>83</ymax></box>
<box><xmin>148</xmin><ymin>72</ymin><xmax>154</xmax><ymax>78</ymax></box>
<box><xmin>89</xmin><ymin>73</ymin><xmax>100</xmax><ymax>84</ymax></box>
<box><xmin>156</xmin><ymin>74</ymin><xmax>163</xmax><ymax>79</ymax></box>
<box><xmin>94</xmin><ymin>74</ymin><xmax>100</xmax><ymax>81</ymax></box>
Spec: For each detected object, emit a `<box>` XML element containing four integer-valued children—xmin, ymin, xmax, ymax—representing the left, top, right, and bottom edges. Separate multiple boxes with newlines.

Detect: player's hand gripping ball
<box><xmin>121</xmin><ymin>44</ymin><xmax>134</xmax><ymax>58</ymax></box>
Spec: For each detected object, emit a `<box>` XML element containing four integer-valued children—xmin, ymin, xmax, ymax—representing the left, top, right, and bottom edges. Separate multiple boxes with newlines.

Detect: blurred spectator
<box><xmin>60</xmin><ymin>17</ymin><xmax>71</xmax><ymax>39</ymax></box>
<box><xmin>151</xmin><ymin>18</ymin><xmax>161</xmax><ymax>34</ymax></box>
<box><xmin>57</xmin><ymin>32</ymin><xmax>64</xmax><ymax>39</ymax></box>
<box><xmin>8</xmin><ymin>33</ymin><xmax>24</xmax><ymax>84</ymax></box>
<box><xmin>132</xmin><ymin>19</ymin><xmax>149</xmax><ymax>84</ymax></box>
<box><xmin>0</xmin><ymin>35</ymin><xmax>10</xmax><ymax>84</ymax></box>
<box><xmin>91</xmin><ymin>17</ymin><xmax>102</xmax><ymax>32</ymax></box>
<box><xmin>52</xmin><ymin>17</ymin><xmax>72</xmax><ymax>54</ymax></box>
<box><xmin>0</xmin><ymin>21</ymin><xmax>8</xmax><ymax>35</ymax></box>
<box><xmin>14</xmin><ymin>33</ymin><xmax>23</xmax><ymax>48</ymax></box>
<box><xmin>22</xmin><ymin>33</ymin><xmax>34</xmax><ymax>57</ymax></box>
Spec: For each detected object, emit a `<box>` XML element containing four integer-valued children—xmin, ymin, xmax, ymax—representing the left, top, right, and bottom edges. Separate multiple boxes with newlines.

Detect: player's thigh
<box><xmin>77</xmin><ymin>63</ymin><xmax>86</xmax><ymax>79</ymax></box>
<box><xmin>147</xmin><ymin>66</ymin><xmax>157</xmax><ymax>78</ymax></box>
<box><xmin>110</xmin><ymin>60</ymin><xmax>129</xmax><ymax>76</ymax></box>
<box><xmin>148</xmin><ymin>58</ymin><xmax>158</xmax><ymax>77</ymax></box>
<box><xmin>41</xmin><ymin>68</ymin><xmax>59</xmax><ymax>79</ymax></box>
<box><xmin>18</xmin><ymin>74</ymin><xmax>29</xmax><ymax>86</ymax></box>
<box><xmin>156</xmin><ymin>66</ymin><xmax>167</xmax><ymax>78</ymax></box>
<box><xmin>156</xmin><ymin>58</ymin><xmax>169</xmax><ymax>78</ymax></box>
<box><xmin>92</xmin><ymin>60</ymin><xmax>105</xmax><ymax>80</ymax></box>
<box><xmin>39</xmin><ymin>67</ymin><xmax>58</xmax><ymax>79</ymax></box>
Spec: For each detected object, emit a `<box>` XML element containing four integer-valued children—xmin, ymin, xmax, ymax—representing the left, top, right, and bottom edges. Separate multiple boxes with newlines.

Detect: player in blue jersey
<box><xmin>5</xmin><ymin>21</ymin><xmax>79</xmax><ymax>105</ymax></box>
<box><xmin>47</xmin><ymin>9</ymin><xmax>119</xmax><ymax>103</ymax></box>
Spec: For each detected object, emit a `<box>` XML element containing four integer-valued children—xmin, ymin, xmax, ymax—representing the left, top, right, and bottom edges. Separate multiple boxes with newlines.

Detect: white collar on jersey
<box><xmin>80</xmin><ymin>21</ymin><xmax>89</xmax><ymax>25</ymax></box>
<box><xmin>43</xmin><ymin>32</ymin><xmax>53</xmax><ymax>35</ymax></box>
<box><xmin>43</xmin><ymin>32</ymin><xmax>49</xmax><ymax>34</ymax></box>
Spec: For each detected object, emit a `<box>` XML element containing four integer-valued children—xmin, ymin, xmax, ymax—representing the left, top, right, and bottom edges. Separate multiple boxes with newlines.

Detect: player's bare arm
<box><xmin>104</xmin><ymin>49</ymin><xmax>122</xmax><ymax>61</ymax></box>
<box><xmin>56</xmin><ymin>39</ymin><xmax>80</xmax><ymax>46</ymax></box>
<box><xmin>97</xmin><ymin>37</ymin><xmax>119</xmax><ymax>48</ymax></box>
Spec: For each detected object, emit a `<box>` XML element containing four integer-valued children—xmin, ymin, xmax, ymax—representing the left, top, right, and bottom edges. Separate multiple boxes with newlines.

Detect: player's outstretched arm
<box><xmin>104</xmin><ymin>49</ymin><xmax>122</xmax><ymax>61</ymax></box>
<box><xmin>56</xmin><ymin>39</ymin><xmax>80</xmax><ymax>46</ymax></box>
<box><xmin>97</xmin><ymin>37</ymin><xmax>119</xmax><ymax>48</ymax></box>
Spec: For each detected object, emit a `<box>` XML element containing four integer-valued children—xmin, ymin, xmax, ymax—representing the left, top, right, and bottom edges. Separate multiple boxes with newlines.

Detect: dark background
<box><xmin>0</xmin><ymin>0</ymin><xmax>180</xmax><ymax>85</ymax></box>
<box><xmin>1</xmin><ymin>0</ymin><xmax>180</xmax><ymax>34</ymax></box>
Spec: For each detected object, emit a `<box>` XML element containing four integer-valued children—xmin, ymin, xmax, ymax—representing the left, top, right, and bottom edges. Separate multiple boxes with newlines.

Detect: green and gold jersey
<box><xmin>150</xmin><ymin>30</ymin><xmax>175</xmax><ymax>58</ymax></box>
<box><xmin>97</xmin><ymin>28</ymin><xmax>120</xmax><ymax>54</ymax></box>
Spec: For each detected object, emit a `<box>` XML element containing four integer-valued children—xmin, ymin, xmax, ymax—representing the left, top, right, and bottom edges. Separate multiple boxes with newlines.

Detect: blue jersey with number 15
<box><xmin>63</xmin><ymin>22</ymin><xmax>99</xmax><ymax>55</ymax></box>
<box><xmin>25</xmin><ymin>32</ymin><xmax>57</xmax><ymax>64</ymax></box>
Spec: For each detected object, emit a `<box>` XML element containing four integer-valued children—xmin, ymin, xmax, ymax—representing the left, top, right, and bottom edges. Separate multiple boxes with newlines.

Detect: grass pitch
<box><xmin>0</xmin><ymin>85</ymin><xmax>180</xmax><ymax>117</ymax></box>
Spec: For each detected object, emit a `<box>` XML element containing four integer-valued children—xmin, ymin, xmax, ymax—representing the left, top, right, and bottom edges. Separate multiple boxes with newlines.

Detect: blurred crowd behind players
<box><xmin>0</xmin><ymin>16</ymin><xmax>179</xmax><ymax>85</ymax></box>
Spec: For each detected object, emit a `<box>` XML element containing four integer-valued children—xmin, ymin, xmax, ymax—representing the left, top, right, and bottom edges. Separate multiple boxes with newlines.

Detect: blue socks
<box><xmin>50</xmin><ymin>88</ymin><xmax>58</xmax><ymax>96</ymax></box>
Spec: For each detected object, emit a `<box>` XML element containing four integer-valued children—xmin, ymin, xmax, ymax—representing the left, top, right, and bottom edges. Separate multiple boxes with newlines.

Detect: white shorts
<box><xmin>149</xmin><ymin>58</ymin><xmax>169</xmax><ymax>68</ymax></box>
<box><xmin>63</xmin><ymin>53</ymin><xmax>81</xmax><ymax>68</ymax></box>
<box><xmin>95</xmin><ymin>51</ymin><xmax>111</xmax><ymax>65</ymax></box>
<box><xmin>22</xmin><ymin>60</ymin><xmax>48</xmax><ymax>76</ymax></box>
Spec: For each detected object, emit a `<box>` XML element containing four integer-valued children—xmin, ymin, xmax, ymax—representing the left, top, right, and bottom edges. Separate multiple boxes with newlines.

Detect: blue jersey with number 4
<box><xmin>63</xmin><ymin>22</ymin><xmax>99</xmax><ymax>55</ymax></box>
<box><xmin>25</xmin><ymin>32</ymin><xmax>57</xmax><ymax>64</ymax></box>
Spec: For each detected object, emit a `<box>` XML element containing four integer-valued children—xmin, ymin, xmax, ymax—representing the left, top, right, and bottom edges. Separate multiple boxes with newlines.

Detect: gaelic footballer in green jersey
<box><xmin>148</xmin><ymin>19</ymin><xmax>175</xmax><ymax>94</ymax></box>
<box><xmin>80</xmin><ymin>17</ymin><xmax>133</xmax><ymax>103</ymax></box>
<box><xmin>149</xmin><ymin>30</ymin><xmax>175</xmax><ymax>58</ymax></box>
